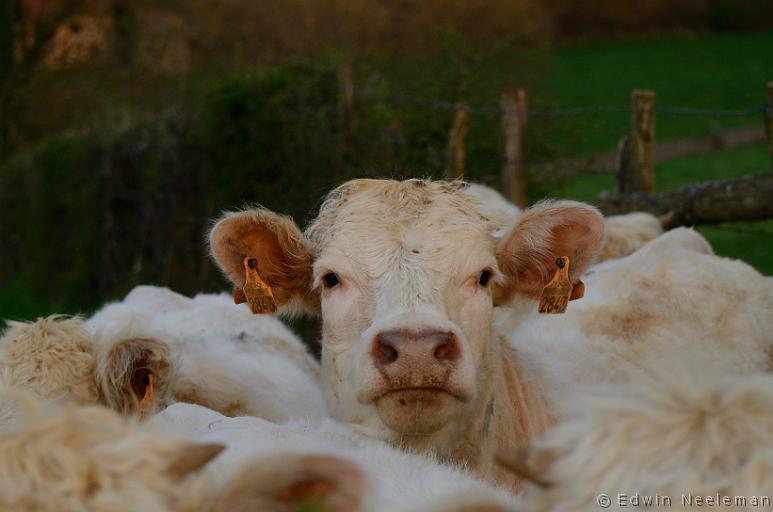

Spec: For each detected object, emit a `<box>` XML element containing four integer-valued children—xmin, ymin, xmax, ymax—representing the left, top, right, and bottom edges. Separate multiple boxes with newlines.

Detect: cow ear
<box><xmin>494</xmin><ymin>200</ymin><xmax>604</xmax><ymax>302</ymax></box>
<box><xmin>496</xmin><ymin>447</ymin><xmax>555</xmax><ymax>488</ymax></box>
<box><xmin>96</xmin><ymin>337</ymin><xmax>174</xmax><ymax>417</ymax></box>
<box><xmin>211</xmin><ymin>453</ymin><xmax>366</xmax><ymax>512</ymax></box>
<box><xmin>209</xmin><ymin>208</ymin><xmax>317</xmax><ymax>315</ymax></box>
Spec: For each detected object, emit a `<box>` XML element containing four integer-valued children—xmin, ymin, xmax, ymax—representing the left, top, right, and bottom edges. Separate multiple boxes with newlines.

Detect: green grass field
<box><xmin>535</xmin><ymin>30</ymin><xmax>773</xmax><ymax>157</ymax></box>
<box><xmin>531</xmin><ymin>30</ymin><xmax>773</xmax><ymax>275</ymax></box>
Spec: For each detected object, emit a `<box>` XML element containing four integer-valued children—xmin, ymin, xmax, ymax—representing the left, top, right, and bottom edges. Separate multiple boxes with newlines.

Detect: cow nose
<box><xmin>372</xmin><ymin>329</ymin><xmax>460</xmax><ymax>370</ymax></box>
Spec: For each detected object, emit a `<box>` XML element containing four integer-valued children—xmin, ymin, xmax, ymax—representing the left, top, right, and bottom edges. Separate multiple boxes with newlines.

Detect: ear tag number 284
<box><xmin>538</xmin><ymin>256</ymin><xmax>584</xmax><ymax>314</ymax></box>
<box><xmin>232</xmin><ymin>257</ymin><xmax>278</xmax><ymax>314</ymax></box>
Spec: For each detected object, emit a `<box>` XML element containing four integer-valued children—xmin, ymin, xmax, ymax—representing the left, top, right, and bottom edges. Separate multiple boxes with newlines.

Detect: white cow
<box><xmin>499</xmin><ymin>227</ymin><xmax>773</xmax><ymax>413</ymax></box>
<box><xmin>0</xmin><ymin>315</ymin><xmax>172</xmax><ymax>415</ymax></box>
<box><xmin>209</xmin><ymin>179</ymin><xmax>605</xmax><ymax>488</ymax></box>
<box><xmin>0</xmin><ymin>286</ymin><xmax>326</xmax><ymax>421</ymax></box>
<box><xmin>597</xmin><ymin>211</ymin><xmax>663</xmax><ymax>262</ymax></box>
<box><xmin>154</xmin><ymin>403</ymin><xmax>520</xmax><ymax>512</ymax></box>
<box><xmin>0</xmin><ymin>387</ymin><xmax>221</xmax><ymax>512</ymax></box>
<box><xmin>0</xmin><ymin>385</ymin><xmax>518</xmax><ymax>512</ymax></box>
<box><xmin>208</xmin><ymin>179</ymin><xmax>773</xmax><ymax>490</ymax></box>
<box><xmin>85</xmin><ymin>285</ymin><xmax>327</xmax><ymax>421</ymax></box>
<box><xmin>498</xmin><ymin>359</ymin><xmax>773</xmax><ymax>511</ymax></box>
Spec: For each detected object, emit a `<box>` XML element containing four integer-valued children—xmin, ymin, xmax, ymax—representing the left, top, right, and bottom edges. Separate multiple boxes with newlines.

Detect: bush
<box><xmin>0</xmin><ymin>62</ymin><xmax>495</xmax><ymax>318</ymax></box>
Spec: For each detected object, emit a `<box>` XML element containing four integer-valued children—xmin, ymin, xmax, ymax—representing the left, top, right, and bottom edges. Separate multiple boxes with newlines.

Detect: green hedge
<box><xmin>0</xmin><ymin>64</ymin><xmax>488</xmax><ymax>319</ymax></box>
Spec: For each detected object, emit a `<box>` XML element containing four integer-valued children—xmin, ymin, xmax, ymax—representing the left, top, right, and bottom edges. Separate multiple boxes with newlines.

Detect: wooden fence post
<box><xmin>446</xmin><ymin>102</ymin><xmax>469</xmax><ymax>180</ymax></box>
<box><xmin>501</xmin><ymin>88</ymin><xmax>528</xmax><ymax>208</ymax></box>
<box><xmin>765</xmin><ymin>81</ymin><xmax>773</xmax><ymax>170</ymax></box>
<box><xmin>617</xmin><ymin>89</ymin><xmax>656</xmax><ymax>193</ymax></box>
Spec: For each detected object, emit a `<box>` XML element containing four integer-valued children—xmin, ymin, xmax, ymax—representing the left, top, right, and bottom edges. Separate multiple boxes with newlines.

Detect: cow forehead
<box><xmin>305</xmin><ymin>179</ymin><xmax>496</xmax><ymax>258</ymax></box>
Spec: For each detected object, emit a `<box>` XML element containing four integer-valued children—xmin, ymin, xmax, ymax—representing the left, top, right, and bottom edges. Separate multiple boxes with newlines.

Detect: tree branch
<box><xmin>597</xmin><ymin>174</ymin><xmax>773</xmax><ymax>228</ymax></box>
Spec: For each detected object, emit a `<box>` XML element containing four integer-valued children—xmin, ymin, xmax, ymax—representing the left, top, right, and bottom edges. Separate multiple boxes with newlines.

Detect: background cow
<box><xmin>498</xmin><ymin>357</ymin><xmax>773</xmax><ymax>511</ymax></box>
<box><xmin>462</xmin><ymin>182</ymin><xmax>663</xmax><ymax>263</ymax></box>
<box><xmin>1</xmin><ymin>286</ymin><xmax>326</xmax><ymax>421</ymax></box>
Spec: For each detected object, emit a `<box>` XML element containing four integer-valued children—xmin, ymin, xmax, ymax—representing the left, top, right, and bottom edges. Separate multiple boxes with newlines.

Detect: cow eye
<box><xmin>322</xmin><ymin>272</ymin><xmax>340</xmax><ymax>289</ymax></box>
<box><xmin>478</xmin><ymin>270</ymin><xmax>492</xmax><ymax>287</ymax></box>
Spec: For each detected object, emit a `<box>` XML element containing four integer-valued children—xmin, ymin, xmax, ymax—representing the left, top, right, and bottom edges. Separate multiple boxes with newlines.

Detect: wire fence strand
<box><xmin>353</xmin><ymin>86</ymin><xmax>771</xmax><ymax>118</ymax></box>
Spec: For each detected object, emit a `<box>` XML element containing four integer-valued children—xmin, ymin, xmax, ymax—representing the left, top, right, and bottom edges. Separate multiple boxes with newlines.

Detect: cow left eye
<box><xmin>322</xmin><ymin>272</ymin><xmax>340</xmax><ymax>289</ymax></box>
<box><xmin>478</xmin><ymin>270</ymin><xmax>492</xmax><ymax>287</ymax></box>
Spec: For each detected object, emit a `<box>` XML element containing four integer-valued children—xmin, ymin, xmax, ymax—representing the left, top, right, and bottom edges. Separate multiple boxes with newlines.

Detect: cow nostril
<box><xmin>434</xmin><ymin>335</ymin><xmax>458</xmax><ymax>362</ymax></box>
<box><xmin>374</xmin><ymin>338</ymin><xmax>399</xmax><ymax>366</ymax></box>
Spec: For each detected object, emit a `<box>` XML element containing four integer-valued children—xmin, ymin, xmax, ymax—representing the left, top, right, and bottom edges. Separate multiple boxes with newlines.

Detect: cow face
<box><xmin>210</xmin><ymin>180</ymin><xmax>603</xmax><ymax>441</ymax></box>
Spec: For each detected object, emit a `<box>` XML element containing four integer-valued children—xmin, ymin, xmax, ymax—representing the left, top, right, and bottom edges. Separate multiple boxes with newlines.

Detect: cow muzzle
<box><xmin>368</xmin><ymin>328</ymin><xmax>466</xmax><ymax>434</ymax></box>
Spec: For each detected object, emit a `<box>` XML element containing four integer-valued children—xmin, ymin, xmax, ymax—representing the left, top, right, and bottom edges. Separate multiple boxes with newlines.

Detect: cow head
<box><xmin>95</xmin><ymin>337</ymin><xmax>175</xmax><ymax>417</ymax></box>
<box><xmin>209</xmin><ymin>180</ymin><xmax>603</xmax><ymax>442</ymax></box>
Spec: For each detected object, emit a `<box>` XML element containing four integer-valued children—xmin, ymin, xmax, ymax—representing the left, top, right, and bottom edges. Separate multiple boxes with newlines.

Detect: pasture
<box><xmin>2</xmin><ymin>7</ymin><xmax>773</xmax><ymax>509</ymax></box>
<box><xmin>2</xmin><ymin>30</ymin><xmax>772</xmax><ymax>323</ymax></box>
<box><xmin>531</xmin><ymin>30</ymin><xmax>773</xmax><ymax>275</ymax></box>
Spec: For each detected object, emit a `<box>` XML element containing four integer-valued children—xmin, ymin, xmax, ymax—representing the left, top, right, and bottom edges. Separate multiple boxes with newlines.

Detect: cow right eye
<box><xmin>322</xmin><ymin>272</ymin><xmax>340</xmax><ymax>288</ymax></box>
<box><xmin>478</xmin><ymin>270</ymin><xmax>492</xmax><ymax>287</ymax></box>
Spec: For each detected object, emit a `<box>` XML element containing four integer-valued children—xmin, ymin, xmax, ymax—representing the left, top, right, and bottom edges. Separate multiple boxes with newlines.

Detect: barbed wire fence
<box><xmin>350</xmin><ymin>84</ymin><xmax>772</xmax><ymax>175</ymax></box>
<box><xmin>344</xmin><ymin>73</ymin><xmax>773</xmax><ymax>234</ymax></box>
<box><xmin>354</xmin><ymin>85</ymin><xmax>771</xmax><ymax>118</ymax></box>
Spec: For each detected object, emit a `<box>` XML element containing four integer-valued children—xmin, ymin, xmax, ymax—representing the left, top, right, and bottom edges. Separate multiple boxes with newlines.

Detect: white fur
<box><xmin>597</xmin><ymin>211</ymin><xmax>663</xmax><ymax>261</ymax></box>
<box><xmin>153</xmin><ymin>402</ymin><xmax>520</xmax><ymax>512</ymax></box>
<box><xmin>305</xmin><ymin>181</ymin><xmax>508</xmax><ymax>449</ymax></box>
<box><xmin>519</xmin><ymin>360</ymin><xmax>773</xmax><ymax>511</ymax></box>
<box><xmin>499</xmin><ymin>227</ymin><xmax>773</xmax><ymax>413</ymax></box>
<box><xmin>462</xmin><ymin>183</ymin><xmax>522</xmax><ymax>238</ymax></box>
<box><xmin>0</xmin><ymin>387</ymin><xmax>215</xmax><ymax>512</ymax></box>
<box><xmin>207</xmin><ymin>179</ymin><xmax>772</xmax><ymax>491</ymax></box>
<box><xmin>0</xmin><ymin>315</ymin><xmax>98</xmax><ymax>406</ymax></box>
<box><xmin>86</xmin><ymin>286</ymin><xmax>327</xmax><ymax>421</ymax></box>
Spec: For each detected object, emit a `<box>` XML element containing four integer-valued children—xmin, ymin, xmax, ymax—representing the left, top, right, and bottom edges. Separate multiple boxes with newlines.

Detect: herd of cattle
<box><xmin>1</xmin><ymin>178</ymin><xmax>773</xmax><ymax>511</ymax></box>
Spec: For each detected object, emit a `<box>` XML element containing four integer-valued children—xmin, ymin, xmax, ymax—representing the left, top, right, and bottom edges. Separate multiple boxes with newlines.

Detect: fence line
<box><xmin>530</xmin><ymin>125</ymin><xmax>767</xmax><ymax>183</ymax></box>
<box><xmin>595</xmin><ymin>85</ymin><xmax>773</xmax><ymax>228</ymax></box>
<box><xmin>352</xmin><ymin>85</ymin><xmax>769</xmax><ymax>118</ymax></box>
<box><xmin>342</xmin><ymin>73</ymin><xmax>773</xmax><ymax>211</ymax></box>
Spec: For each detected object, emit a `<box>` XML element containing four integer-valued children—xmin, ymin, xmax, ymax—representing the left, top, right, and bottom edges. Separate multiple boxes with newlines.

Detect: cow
<box><xmin>497</xmin><ymin>357</ymin><xmax>773</xmax><ymax>511</ymax></box>
<box><xmin>596</xmin><ymin>211</ymin><xmax>663</xmax><ymax>262</ymax></box>
<box><xmin>0</xmin><ymin>286</ymin><xmax>326</xmax><ymax>421</ymax></box>
<box><xmin>0</xmin><ymin>382</ymin><xmax>519</xmax><ymax>512</ymax></box>
<box><xmin>154</xmin><ymin>402</ymin><xmax>520</xmax><ymax>512</ymax></box>
<box><xmin>86</xmin><ymin>285</ymin><xmax>327</xmax><ymax>421</ymax></box>
<box><xmin>209</xmin><ymin>178</ymin><xmax>606</xmax><ymax>488</ymax></box>
<box><xmin>497</xmin><ymin>227</ymin><xmax>773</xmax><ymax>413</ymax></box>
<box><xmin>0</xmin><ymin>387</ymin><xmax>222</xmax><ymax>512</ymax></box>
<box><xmin>209</xmin><ymin>178</ymin><xmax>773</xmax><ymax>490</ymax></box>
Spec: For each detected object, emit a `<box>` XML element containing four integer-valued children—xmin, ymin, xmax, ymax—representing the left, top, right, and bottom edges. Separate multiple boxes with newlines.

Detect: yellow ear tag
<box><xmin>235</xmin><ymin>257</ymin><xmax>277</xmax><ymax>314</ymax></box>
<box><xmin>538</xmin><ymin>256</ymin><xmax>584</xmax><ymax>314</ymax></box>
